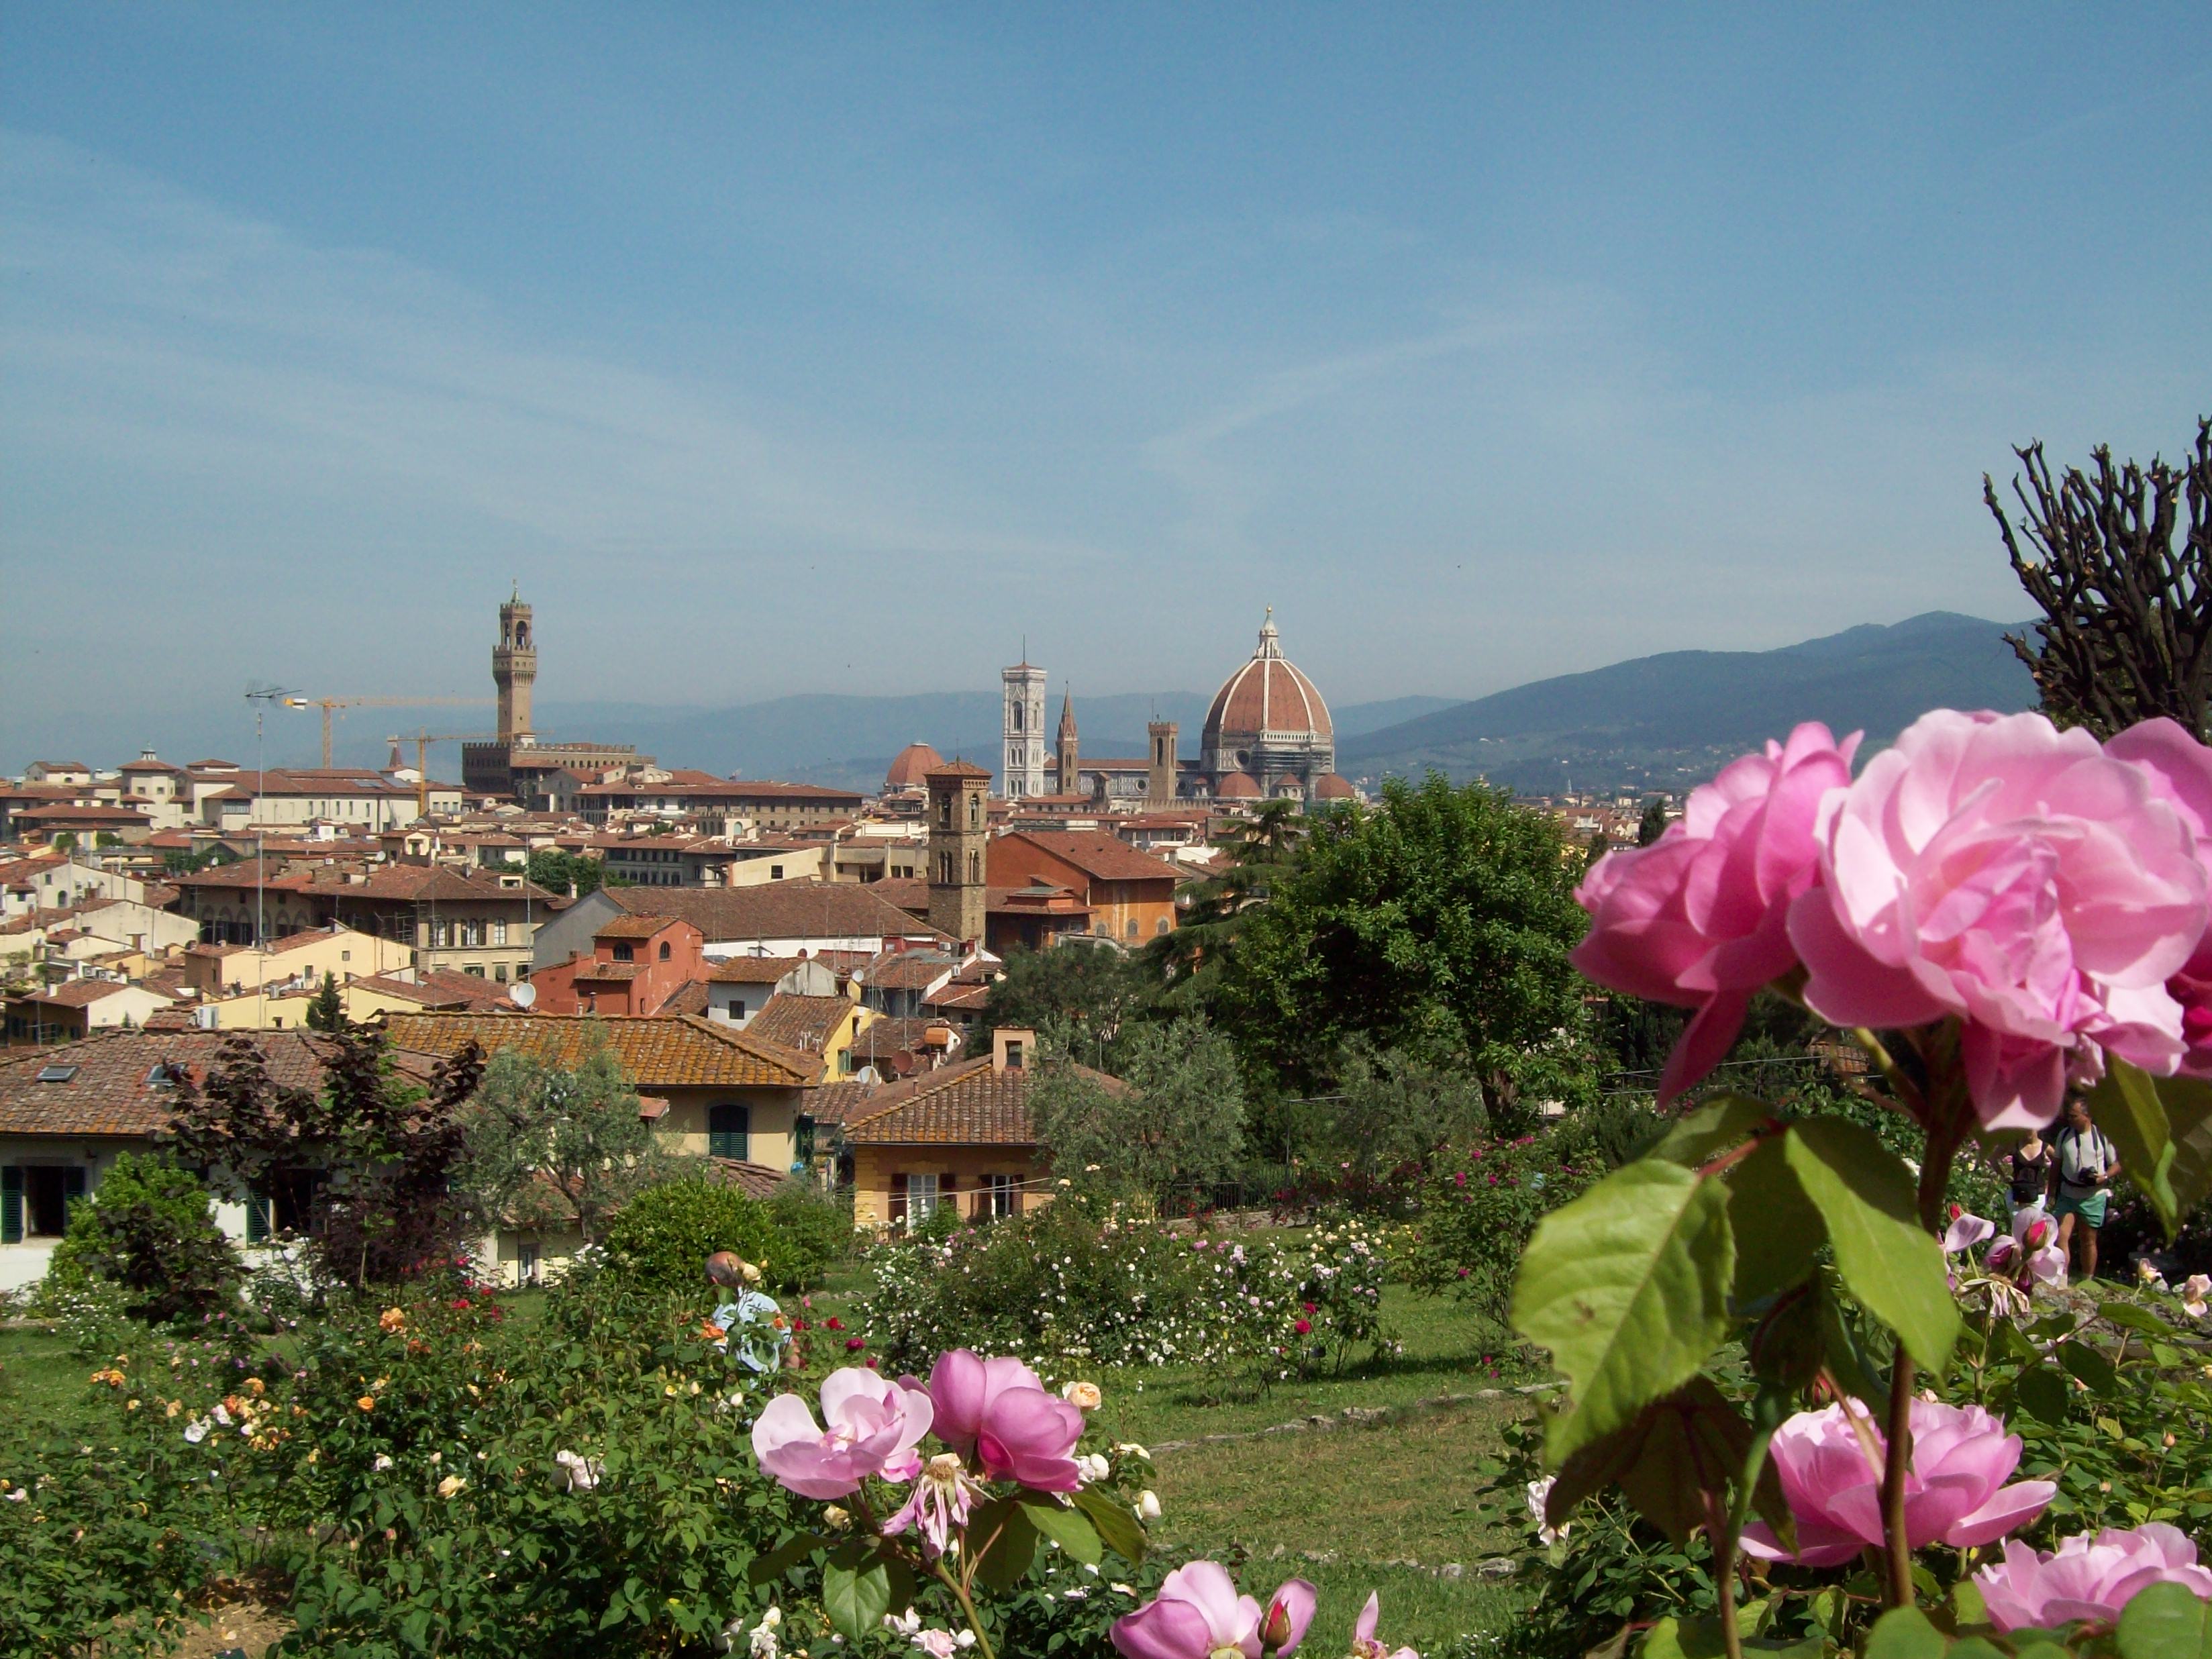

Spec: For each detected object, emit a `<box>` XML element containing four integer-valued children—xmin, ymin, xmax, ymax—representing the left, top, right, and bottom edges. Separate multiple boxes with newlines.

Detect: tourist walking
<box><xmin>2001</xmin><ymin>1124</ymin><xmax>2055</xmax><ymax>1231</ymax></box>
<box><xmin>2052</xmin><ymin>1097</ymin><xmax>2121</xmax><ymax>1281</ymax></box>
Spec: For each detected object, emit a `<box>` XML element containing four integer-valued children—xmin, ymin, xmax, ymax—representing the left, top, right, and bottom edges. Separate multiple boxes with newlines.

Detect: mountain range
<box><xmin>1338</xmin><ymin>611</ymin><xmax>2037</xmax><ymax>795</ymax></box>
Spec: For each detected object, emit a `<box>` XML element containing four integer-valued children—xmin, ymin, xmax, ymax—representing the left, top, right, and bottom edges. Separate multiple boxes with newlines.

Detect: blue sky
<box><xmin>3</xmin><ymin>4</ymin><xmax>2207</xmax><ymax>765</ymax></box>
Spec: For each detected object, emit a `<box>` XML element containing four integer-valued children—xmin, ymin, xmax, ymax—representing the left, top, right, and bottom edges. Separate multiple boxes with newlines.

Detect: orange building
<box><xmin>842</xmin><ymin>1027</ymin><xmax>1127</xmax><ymax>1229</ymax></box>
<box><xmin>986</xmin><ymin>830</ymin><xmax>1183</xmax><ymax>946</ymax></box>
<box><xmin>528</xmin><ymin>915</ymin><xmax>704</xmax><ymax>1016</ymax></box>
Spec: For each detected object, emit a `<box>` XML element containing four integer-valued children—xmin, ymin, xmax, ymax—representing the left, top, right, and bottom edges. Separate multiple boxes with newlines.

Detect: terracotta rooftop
<box><xmin>744</xmin><ymin>993</ymin><xmax>852</xmax><ymax>1054</ymax></box>
<box><xmin>805</xmin><ymin>1078</ymin><xmax>883</xmax><ymax>1125</ymax></box>
<box><xmin>1000</xmin><ymin>830</ymin><xmax>1184</xmax><ymax>885</ymax></box>
<box><xmin>0</xmin><ymin>1030</ymin><xmax>434</xmax><ymax>1138</ymax></box>
<box><xmin>346</xmin><ymin>970</ymin><xmax>512</xmax><ymax>1012</ymax></box>
<box><xmin>383</xmin><ymin>1011</ymin><xmax>815</xmax><ymax>1089</ymax></box>
<box><xmin>605</xmin><ymin>881</ymin><xmax>949</xmax><ymax>946</ymax></box>
<box><xmin>23</xmin><ymin>978</ymin><xmax>142</xmax><ymax>1008</ymax></box>
<box><xmin>594</xmin><ymin>914</ymin><xmax>695</xmax><ymax>940</ymax></box>
<box><xmin>842</xmin><ymin>1054</ymin><xmax>1125</xmax><ymax>1146</ymax></box>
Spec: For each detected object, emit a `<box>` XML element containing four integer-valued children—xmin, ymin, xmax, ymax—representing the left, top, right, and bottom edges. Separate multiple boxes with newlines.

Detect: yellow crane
<box><xmin>287</xmin><ymin>695</ymin><xmax>493</xmax><ymax>767</ymax></box>
<box><xmin>389</xmin><ymin>729</ymin><xmax>502</xmax><ymax>821</ymax></box>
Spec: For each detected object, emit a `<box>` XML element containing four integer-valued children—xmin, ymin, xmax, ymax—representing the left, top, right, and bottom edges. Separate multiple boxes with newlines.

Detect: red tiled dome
<box><xmin>1202</xmin><ymin>612</ymin><xmax>1332</xmax><ymax>747</ymax></box>
<box><xmin>885</xmin><ymin>742</ymin><xmax>944</xmax><ymax>791</ymax></box>
<box><xmin>1215</xmin><ymin>772</ymin><xmax>1262</xmax><ymax>799</ymax></box>
<box><xmin>1311</xmin><ymin>772</ymin><xmax>1357</xmax><ymax>801</ymax></box>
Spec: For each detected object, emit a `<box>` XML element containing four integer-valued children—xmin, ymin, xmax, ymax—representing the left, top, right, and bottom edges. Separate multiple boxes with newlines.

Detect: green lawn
<box><xmin>820</xmin><ymin>1276</ymin><xmax>1546</xmax><ymax>1652</ymax></box>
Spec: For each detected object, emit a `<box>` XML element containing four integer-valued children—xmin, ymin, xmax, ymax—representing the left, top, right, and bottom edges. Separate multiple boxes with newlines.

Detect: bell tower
<box><xmin>494</xmin><ymin>591</ymin><xmax>537</xmax><ymax>743</ymax></box>
<box><xmin>925</xmin><ymin>761</ymin><xmax>992</xmax><ymax>949</ymax></box>
<box><xmin>1147</xmin><ymin>720</ymin><xmax>1178</xmax><ymax>805</ymax></box>
<box><xmin>1055</xmin><ymin>689</ymin><xmax>1080</xmax><ymax>797</ymax></box>
<box><xmin>1001</xmin><ymin>656</ymin><xmax>1048</xmax><ymax>799</ymax></box>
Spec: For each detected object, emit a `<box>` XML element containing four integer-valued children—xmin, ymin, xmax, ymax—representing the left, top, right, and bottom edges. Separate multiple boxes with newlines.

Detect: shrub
<box><xmin>45</xmin><ymin>1152</ymin><xmax>240</xmax><ymax>1326</ymax></box>
<box><xmin>855</xmin><ymin>1201</ymin><xmax>1393</xmax><ymax>1380</ymax></box>
<box><xmin>598</xmin><ymin>1175</ymin><xmax>837</xmax><ymax>1293</ymax></box>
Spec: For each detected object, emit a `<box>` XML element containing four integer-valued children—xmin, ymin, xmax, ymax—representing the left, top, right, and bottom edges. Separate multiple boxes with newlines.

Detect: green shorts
<box><xmin>2054</xmin><ymin>1189</ymin><xmax>2109</xmax><ymax>1229</ymax></box>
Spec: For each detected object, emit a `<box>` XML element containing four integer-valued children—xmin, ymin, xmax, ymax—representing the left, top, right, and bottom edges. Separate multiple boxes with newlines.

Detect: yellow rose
<box><xmin>356</xmin><ymin>1396</ymin><xmax>377</xmax><ymax>1413</ymax></box>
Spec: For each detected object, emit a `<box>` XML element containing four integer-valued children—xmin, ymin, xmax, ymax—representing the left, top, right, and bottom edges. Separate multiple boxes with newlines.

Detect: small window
<box><xmin>708</xmin><ymin>1103</ymin><xmax>750</xmax><ymax>1162</ymax></box>
<box><xmin>36</xmin><ymin>1064</ymin><xmax>79</xmax><ymax>1083</ymax></box>
<box><xmin>658</xmin><ymin>941</ymin><xmax>671</xmax><ymax>961</ymax></box>
<box><xmin>1005</xmin><ymin>1040</ymin><xmax>1025</xmax><ymax>1070</ymax></box>
<box><xmin>612</xmin><ymin>942</ymin><xmax>635</xmax><ymax>962</ymax></box>
<box><xmin>770</xmin><ymin>864</ymin><xmax>783</xmax><ymax>880</ymax></box>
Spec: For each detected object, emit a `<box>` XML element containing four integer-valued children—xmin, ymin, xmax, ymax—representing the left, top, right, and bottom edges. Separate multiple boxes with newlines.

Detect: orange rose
<box><xmin>356</xmin><ymin>1395</ymin><xmax>376</xmax><ymax>1413</ymax></box>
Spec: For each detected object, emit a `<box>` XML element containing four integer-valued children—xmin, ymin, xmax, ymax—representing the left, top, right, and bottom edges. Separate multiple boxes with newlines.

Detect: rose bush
<box><xmin>854</xmin><ymin>1201</ymin><xmax>1392</xmax><ymax>1382</ymax></box>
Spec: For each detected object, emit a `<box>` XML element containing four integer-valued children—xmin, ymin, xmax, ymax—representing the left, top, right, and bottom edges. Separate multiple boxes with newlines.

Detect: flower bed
<box><xmin>852</xmin><ymin>1201</ymin><xmax>1393</xmax><ymax>1381</ymax></box>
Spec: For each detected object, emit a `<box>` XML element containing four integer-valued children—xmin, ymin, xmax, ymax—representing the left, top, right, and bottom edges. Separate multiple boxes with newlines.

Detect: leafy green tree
<box><xmin>454</xmin><ymin>1032</ymin><xmax>674</xmax><ymax>1246</ymax></box>
<box><xmin>304</xmin><ymin>970</ymin><xmax>346</xmax><ymax>1032</ymax></box>
<box><xmin>46</xmin><ymin>1152</ymin><xmax>240</xmax><ymax>1325</ymax></box>
<box><xmin>1636</xmin><ymin>798</ymin><xmax>1670</xmax><ymax>847</ymax></box>
<box><xmin>1215</xmin><ymin>773</ymin><xmax>1593</xmax><ymax>1123</ymax></box>
<box><xmin>167</xmin><ymin>1027</ymin><xmax>483</xmax><ymax>1288</ymax></box>
<box><xmin>50</xmin><ymin>831</ymin><xmax>76</xmax><ymax>853</ymax></box>
<box><xmin>1029</xmin><ymin>1015</ymin><xmax>1246</xmax><ymax>1201</ymax></box>
<box><xmin>1150</xmin><ymin>799</ymin><xmax>1308</xmax><ymax>1008</ymax></box>
<box><xmin>1307</xmin><ymin>1035</ymin><xmax>1492</xmax><ymax>1178</ymax></box>
<box><xmin>982</xmin><ymin>942</ymin><xmax>1155</xmax><ymax>1070</ymax></box>
<box><xmin>525</xmin><ymin>848</ymin><xmax>618</xmax><ymax>898</ymax></box>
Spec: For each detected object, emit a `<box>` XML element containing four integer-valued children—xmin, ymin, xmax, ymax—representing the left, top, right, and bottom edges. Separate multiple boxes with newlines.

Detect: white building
<box><xmin>1001</xmin><ymin>659</ymin><xmax>1048</xmax><ymax>799</ymax></box>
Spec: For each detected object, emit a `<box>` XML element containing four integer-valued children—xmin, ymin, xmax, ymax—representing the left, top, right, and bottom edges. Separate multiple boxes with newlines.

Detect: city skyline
<box><xmin>4</xmin><ymin>6</ymin><xmax>2207</xmax><ymax>760</ymax></box>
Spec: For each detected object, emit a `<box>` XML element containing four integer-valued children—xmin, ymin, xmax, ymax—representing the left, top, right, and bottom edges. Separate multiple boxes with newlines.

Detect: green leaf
<box><xmin>1071</xmin><ymin>1485</ymin><xmax>1148</xmax><ymax>1564</ymax></box>
<box><xmin>1649</xmin><ymin>1095</ymin><xmax>1779</xmax><ymax>1168</ymax></box>
<box><xmin>1021</xmin><ymin>1500</ymin><xmax>1103</xmax><ymax>1566</ymax></box>
<box><xmin>1547</xmin><ymin>1378</ymin><xmax>1750</xmax><ymax>1546</ymax></box>
<box><xmin>2117</xmin><ymin>1580</ymin><xmax>2212</xmax><ymax>1659</ymax></box>
<box><xmin>1513</xmin><ymin>1158</ymin><xmax>1736</xmax><ymax>1464</ymax></box>
<box><xmin>821</xmin><ymin>1556</ymin><xmax>893</xmax><ymax>1644</ymax></box>
<box><xmin>1947</xmin><ymin>1640</ymin><xmax>2007</xmax><ymax>1659</ymax></box>
<box><xmin>970</xmin><ymin>1495</ymin><xmax>1040</xmax><ymax>1593</ymax></box>
<box><xmin>2095</xmin><ymin>1060</ymin><xmax>2184</xmax><ymax>1240</ymax></box>
<box><xmin>2011</xmin><ymin>1365</ymin><xmax>2071</xmax><ymax>1426</ymax></box>
<box><xmin>1948</xmin><ymin>1577</ymin><xmax>1989</xmax><ymax>1630</ymax></box>
<box><xmin>2099</xmin><ymin>1301</ymin><xmax>2172</xmax><ymax>1339</ymax></box>
<box><xmin>1783</xmin><ymin>1119</ymin><xmax>1959</xmax><ymax>1373</ymax></box>
<box><xmin>2062</xmin><ymin>1340</ymin><xmax>2119</xmax><ymax>1397</ymax></box>
<box><xmin>745</xmin><ymin>1533</ymin><xmax>827</xmax><ymax>1586</ymax></box>
<box><xmin>1865</xmin><ymin>1606</ymin><xmax>1948</xmax><ymax>1659</ymax></box>
<box><xmin>1728</xmin><ymin>1137</ymin><xmax>1825</xmax><ymax>1307</ymax></box>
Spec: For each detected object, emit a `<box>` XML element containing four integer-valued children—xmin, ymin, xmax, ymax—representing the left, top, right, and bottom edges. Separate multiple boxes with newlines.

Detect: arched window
<box><xmin>658</xmin><ymin>941</ymin><xmax>671</xmax><ymax>960</ymax></box>
<box><xmin>968</xmin><ymin>852</ymin><xmax>981</xmax><ymax>883</ymax></box>
<box><xmin>708</xmin><ymin>1103</ymin><xmax>750</xmax><ymax>1162</ymax></box>
<box><xmin>938</xmin><ymin>852</ymin><xmax>954</xmax><ymax>884</ymax></box>
<box><xmin>1125</xmin><ymin>919</ymin><xmax>1139</xmax><ymax>940</ymax></box>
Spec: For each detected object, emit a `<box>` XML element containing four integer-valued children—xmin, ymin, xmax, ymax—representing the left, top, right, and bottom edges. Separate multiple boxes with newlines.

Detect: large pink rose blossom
<box><xmin>1574</xmin><ymin>723</ymin><xmax>1859</xmax><ymax>1102</ymax></box>
<box><xmin>927</xmin><ymin>1349</ymin><xmax>1087</xmax><ymax>1491</ymax></box>
<box><xmin>1787</xmin><ymin>710</ymin><xmax>2207</xmax><ymax>1127</ymax></box>
<box><xmin>1975</xmin><ymin>1523</ymin><xmax>2212</xmax><ymax>1631</ymax></box>
<box><xmin>1739</xmin><ymin>1399</ymin><xmax>2054</xmax><ymax>1567</ymax></box>
<box><xmin>2107</xmin><ymin>718</ymin><xmax>2212</xmax><ymax>1074</ymax></box>
<box><xmin>1111</xmin><ymin>1562</ymin><xmax>1315</xmax><ymax>1659</ymax></box>
<box><xmin>750</xmin><ymin>1367</ymin><xmax>934</xmax><ymax>1500</ymax></box>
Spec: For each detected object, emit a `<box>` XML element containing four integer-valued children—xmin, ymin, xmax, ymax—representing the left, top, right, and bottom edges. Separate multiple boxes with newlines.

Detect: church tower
<box><xmin>925</xmin><ymin>760</ymin><xmax>992</xmax><ymax>948</ymax></box>
<box><xmin>1055</xmin><ymin>689</ymin><xmax>1080</xmax><ymax>797</ymax></box>
<box><xmin>1001</xmin><ymin>658</ymin><xmax>1048</xmax><ymax>799</ymax></box>
<box><xmin>1147</xmin><ymin>720</ymin><xmax>1179</xmax><ymax>805</ymax></box>
<box><xmin>494</xmin><ymin>592</ymin><xmax>537</xmax><ymax>744</ymax></box>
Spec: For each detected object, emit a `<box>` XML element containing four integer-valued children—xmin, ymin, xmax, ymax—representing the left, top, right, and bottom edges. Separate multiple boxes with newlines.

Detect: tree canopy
<box><xmin>1213</xmin><ymin>773</ymin><xmax>1593</xmax><ymax>1121</ymax></box>
<box><xmin>1029</xmin><ymin>1015</ymin><xmax>1246</xmax><ymax>1203</ymax></box>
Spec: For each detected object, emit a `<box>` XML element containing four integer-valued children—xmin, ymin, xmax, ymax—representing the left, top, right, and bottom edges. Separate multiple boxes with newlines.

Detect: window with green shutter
<box><xmin>245</xmin><ymin>1193</ymin><xmax>272</xmax><ymax>1244</ymax></box>
<box><xmin>1</xmin><ymin>1167</ymin><xmax>21</xmax><ymax>1244</ymax></box>
<box><xmin>708</xmin><ymin>1103</ymin><xmax>750</xmax><ymax>1162</ymax></box>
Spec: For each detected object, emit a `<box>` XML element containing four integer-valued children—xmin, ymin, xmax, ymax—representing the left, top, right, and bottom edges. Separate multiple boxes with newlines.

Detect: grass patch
<box><xmin>0</xmin><ymin>1323</ymin><xmax>90</xmax><ymax>1450</ymax></box>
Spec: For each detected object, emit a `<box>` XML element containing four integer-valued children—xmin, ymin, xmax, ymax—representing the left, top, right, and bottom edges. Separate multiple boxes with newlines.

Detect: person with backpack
<box><xmin>2052</xmin><ymin>1096</ymin><xmax>2121</xmax><ymax>1281</ymax></box>
<box><xmin>2000</xmin><ymin>1122</ymin><xmax>2055</xmax><ymax>1231</ymax></box>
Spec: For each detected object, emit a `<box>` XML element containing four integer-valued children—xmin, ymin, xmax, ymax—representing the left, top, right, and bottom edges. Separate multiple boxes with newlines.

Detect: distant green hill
<box><xmin>1339</xmin><ymin>613</ymin><xmax>2037</xmax><ymax>796</ymax></box>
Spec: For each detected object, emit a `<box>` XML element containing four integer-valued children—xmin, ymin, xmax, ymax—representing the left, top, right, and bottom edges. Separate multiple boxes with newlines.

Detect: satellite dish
<box><xmin>509</xmin><ymin>982</ymin><xmax>538</xmax><ymax>1008</ymax></box>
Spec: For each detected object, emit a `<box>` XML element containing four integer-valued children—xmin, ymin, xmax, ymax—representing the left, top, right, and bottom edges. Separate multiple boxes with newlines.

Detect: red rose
<box><xmin>825</xmin><ymin>1316</ymin><xmax>844</xmax><ymax>1331</ymax></box>
<box><xmin>845</xmin><ymin>1336</ymin><xmax>865</xmax><ymax>1352</ymax></box>
<box><xmin>1294</xmin><ymin>1319</ymin><xmax>1312</xmax><ymax>1336</ymax></box>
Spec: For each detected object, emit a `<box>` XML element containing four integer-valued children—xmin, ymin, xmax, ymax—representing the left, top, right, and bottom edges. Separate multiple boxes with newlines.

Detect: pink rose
<box><xmin>1740</xmin><ymin>1399</ymin><xmax>2054</xmax><ymax>1567</ymax></box>
<box><xmin>1574</xmin><ymin>723</ymin><xmax>1858</xmax><ymax>1102</ymax></box>
<box><xmin>1942</xmin><ymin>1209</ymin><xmax>1997</xmax><ymax>1254</ymax></box>
<box><xmin>1789</xmin><ymin>710</ymin><xmax>2207</xmax><ymax>1127</ymax></box>
<box><xmin>927</xmin><ymin>1348</ymin><xmax>1086</xmax><ymax>1491</ymax></box>
<box><xmin>1976</xmin><ymin>1523</ymin><xmax>2212</xmax><ymax>1631</ymax></box>
<box><xmin>1111</xmin><ymin>1561</ymin><xmax>1315</xmax><ymax>1659</ymax></box>
<box><xmin>750</xmin><ymin>1367</ymin><xmax>933</xmax><ymax>1500</ymax></box>
<box><xmin>2107</xmin><ymin>718</ymin><xmax>2212</xmax><ymax>1073</ymax></box>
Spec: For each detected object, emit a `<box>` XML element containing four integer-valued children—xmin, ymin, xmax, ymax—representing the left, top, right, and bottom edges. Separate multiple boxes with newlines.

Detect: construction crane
<box><xmin>389</xmin><ymin>730</ymin><xmax>502</xmax><ymax>821</ymax></box>
<box><xmin>287</xmin><ymin>695</ymin><xmax>493</xmax><ymax>767</ymax></box>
